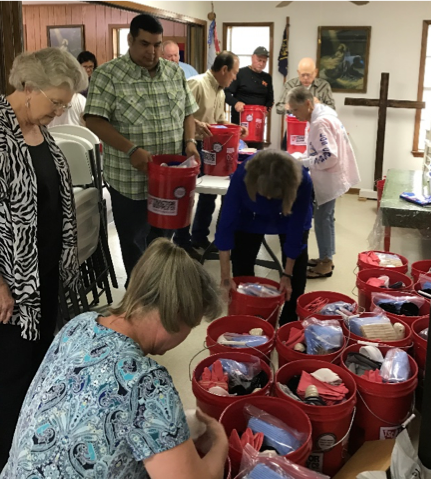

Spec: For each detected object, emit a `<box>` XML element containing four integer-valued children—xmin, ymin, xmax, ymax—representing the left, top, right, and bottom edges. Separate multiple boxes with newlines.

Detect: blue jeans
<box><xmin>314</xmin><ymin>199</ymin><xmax>336</xmax><ymax>260</ymax></box>
<box><xmin>174</xmin><ymin>143</ymin><xmax>217</xmax><ymax>247</ymax></box>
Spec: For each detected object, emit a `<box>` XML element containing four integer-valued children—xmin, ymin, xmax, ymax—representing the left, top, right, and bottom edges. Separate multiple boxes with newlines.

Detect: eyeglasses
<box><xmin>39</xmin><ymin>90</ymin><xmax>71</xmax><ymax>112</ymax></box>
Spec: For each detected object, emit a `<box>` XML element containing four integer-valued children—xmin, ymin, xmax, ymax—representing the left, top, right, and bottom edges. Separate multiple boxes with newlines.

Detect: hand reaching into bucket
<box><xmin>234</xmin><ymin>101</ymin><xmax>245</xmax><ymax>113</ymax></box>
<box><xmin>185</xmin><ymin>143</ymin><xmax>201</xmax><ymax>166</ymax></box>
<box><xmin>130</xmin><ymin>148</ymin><xmax>152</xmax><ymax>173</ymax></box>
<box><xmin>279</xmin><ymin>275</ymin><xmax>292</xmax><ymax>301</ymax></box>
<box><xmin>239</xmin><ymin>125</ymin><xmax>249</xmax><ymax>139</ymax></box>
<box><xmin>196</xmin><ymin>120</ymin><xmax>212</xmax><ymax>138</ymax></box>
<box><xmin>194</xmin><ymin>408</ymin><xmax>229</xmax><ymax>457</ymax></box>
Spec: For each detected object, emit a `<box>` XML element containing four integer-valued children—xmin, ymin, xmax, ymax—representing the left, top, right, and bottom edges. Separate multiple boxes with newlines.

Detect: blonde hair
<box><xmin>244</xmin><ymin>150</ymin><xmax>303</xmax><ymax>215</ymax></box>
<box><xmin>110</xmin><ymin>238</ymin><xmax>222</xmax><ymax>333</ymax></box>
<box><xmin>9</xmin><ymin>47</ymin><xmax>88</xmax><ymax>93</ymax></box>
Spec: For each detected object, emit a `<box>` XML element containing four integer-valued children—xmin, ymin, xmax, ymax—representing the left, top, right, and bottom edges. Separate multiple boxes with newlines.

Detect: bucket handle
<box><xmin>205</xmin><ymin>134</ymin><xmax>235</xmax><ymax>152</ymax></box>
<box><xmin>311</xmin><ymin>407</ymin><xmax>357</xmax><ymax>453</ymax></box>
<box><xmin>356</xmin><ymin>389</ymin><xmax>416</xmax><ymax>427</ymax></box>
<box><xmin>188</xmin><ymin>341</ymin><xmax>277</xmax><ymax>382</ymax></box>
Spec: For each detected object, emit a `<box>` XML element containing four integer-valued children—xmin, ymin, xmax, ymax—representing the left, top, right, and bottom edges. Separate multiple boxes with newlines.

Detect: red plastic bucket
<box><xmin>412</xmin><ymin>317</ymin><xmax>429</xmax><ymax>373</ymax></box>
<box><xmin>357</xmin><ymin>250</ymin><xmax>408</xmax><ymax>273</ymax></box>
<box><xmin>371</xmin><ymin>291</ymin><xmax>430</xmax><ymax>327</ymax></box>
<box><xmin>229</xmin><ymin>276</ymin><xmax>284</xmax><ymax>327</ymax></box>
<box><xmin>147</xmin><ymin>155</ymin><xmax>199</xmax><ymax>229</ymax></box>
<box><xmin>206</xmin><ymin>315</ymin><xmax>275</xmax><ymax>361</ymax></box>
<box><xmin>240</xmin><ymin>105</ymin><xmax>266</xmax><ymax>143</ymax></box>
<box><xmin>356</xmin><ymin>268</ymin><xmax>413</xmax><ymax>311</ymax></box>
<box><xmin>203</xmin><ymin>124</ymin><xmax>241</xmax><ymax>176</ymax></box>
<box><xmin>286</xmin><ymin>115</ymin><xmax>307</xmax><ymax>154</ymax></box>
<box><xmin>340</xmin><ymin>344</ymin><xmax>417</xmax><ymax>453</ymax></box>
<box><xmin>297</xmin><ymin>291</ymin><xmax>358</xmax><ymax>321</ymax></box>
<box><xmin>219</xmin><ymin>396</ymin><xmax>312</xmax><ymax>477</ymax></box>
<box><xmin>341</xmin><ymin>313</ymin><xmax>412</xmax><ymax>349</ymax></box>
<box><xmin>274</xmin><ymin>359</ymin><xmax>357</xmax><ymax>476</ymax></box>
<box><xmin>191</xmin><ymin>352</ymin><xmax>272</xmax><ymax>420</ymax></box>
<box><xmin>377</xmin><ymin>179</ymin><xmax>385</xmax><ymax>210</ymax></box>
<box><xmin>276</xmin><ymin>321</ymin><xmax>346</xmax><ymax>367</ymax></box>
<box><xmin>411</xmin><ymin>260</ymin><xmax>431</xmax><ymax>282</ymax></box>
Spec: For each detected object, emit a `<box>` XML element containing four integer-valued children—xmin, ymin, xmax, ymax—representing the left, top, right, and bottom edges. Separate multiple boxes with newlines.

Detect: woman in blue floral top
<box><xmin>1</xmin><ymin>239</ymin><xmax>227</xmax><ymax>479</ymax></box>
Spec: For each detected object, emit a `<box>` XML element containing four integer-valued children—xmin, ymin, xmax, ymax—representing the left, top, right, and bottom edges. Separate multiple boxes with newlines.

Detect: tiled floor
<box><xmin>104</xmin><ymin>193</ymin><xmax>381</xmax><ymax>409</ymax></box>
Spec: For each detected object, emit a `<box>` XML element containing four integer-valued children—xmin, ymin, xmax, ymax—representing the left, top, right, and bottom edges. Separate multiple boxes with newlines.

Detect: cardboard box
<box><xmin>333</xmin><ymin>440</ymin><xmax>395</xmax><ymax>479</ymax></box>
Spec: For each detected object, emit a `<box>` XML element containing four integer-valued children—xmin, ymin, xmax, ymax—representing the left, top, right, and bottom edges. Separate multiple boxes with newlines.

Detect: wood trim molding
<box><xmin>95</xmin><ymin>1</ymin><xmax>206</xmax><ymax>25</ymax></box>
<box><xmin>412</xmin><ymin>20</ymin><xmax>431</xmax><ymax>153</ymax></box>
<box><xmin>346</xmin><ymin>188</ymin><xmax>360</xmax><ymax>195</ymax></box>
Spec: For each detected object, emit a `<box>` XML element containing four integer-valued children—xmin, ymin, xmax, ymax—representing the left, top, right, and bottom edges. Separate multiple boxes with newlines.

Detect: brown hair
<box><xmin>110</xmin><ymin>238</ymin><xmax>222</xmax><ymax>333</ymax></box>
<box><xmin>244</xmin><ymin>150</ymin><xmax>303</xmax><ymax>215</ymax></box>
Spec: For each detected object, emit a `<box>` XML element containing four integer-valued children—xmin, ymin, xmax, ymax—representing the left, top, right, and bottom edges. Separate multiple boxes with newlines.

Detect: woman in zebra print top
<box><xmin>0</xmin><ymin>47</ymin><xmax>87</xmax><ymax>470</ymax></box>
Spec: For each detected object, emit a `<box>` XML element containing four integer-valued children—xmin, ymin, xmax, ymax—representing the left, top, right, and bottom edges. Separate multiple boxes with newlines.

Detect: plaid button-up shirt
<box><xmin>84</xmin><ymin>53</ymin><xmax>198</xmax><ymax>200</ymax></box>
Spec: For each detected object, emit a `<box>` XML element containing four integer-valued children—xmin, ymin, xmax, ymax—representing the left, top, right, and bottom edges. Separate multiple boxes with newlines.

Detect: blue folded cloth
<box><xmin>221</xmin><ymin>334</ymin><xmax>268</xmax><ymax>348</ymax></box>
<box><xmin>247</xmin><ymin>416</ymin><xmax>300</xmax><ymax>455</ymax></box>
<box><xmin>304</xmin><ymin>324</ymin><xmax>343</xmax><ymax>354</ymax></box>
<box><xmin>247</xmin><ymin>464</ymin><xmax>287</xmax><ymax>479</ymax></box>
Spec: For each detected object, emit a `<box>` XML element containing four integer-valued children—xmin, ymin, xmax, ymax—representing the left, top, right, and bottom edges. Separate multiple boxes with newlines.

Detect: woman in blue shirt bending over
<box><xmin>215</xmin><ymin>150</ymin><xmax>313</xmax><ymax>326</ymax></box>
<box><xmin>2</xmin><ymin>239</ymin><xmax>227</xmax><ymax>479</ymax></box>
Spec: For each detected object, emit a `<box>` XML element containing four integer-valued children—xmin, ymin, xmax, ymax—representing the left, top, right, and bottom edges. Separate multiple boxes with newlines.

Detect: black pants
<box><xmin>109</xmin><ymin>186</ymin><xmax>165</xmax><ymax>287</ymax></box>
<box><xmin>231</xmin><ymin>231</ymin><xmax>308</xmax><ymax>326</ymax></box>
<box><xmin>0</xmin><ymin>267</ymin><xmax>59</xmax><ymax>471</ymax></box>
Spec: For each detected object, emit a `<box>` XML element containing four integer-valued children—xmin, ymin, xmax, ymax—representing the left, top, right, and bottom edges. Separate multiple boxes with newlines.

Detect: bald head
<box><xmin>297</xmin><ymin>57</ymin><xmax>317</xmax><ymax>87</ymax></box>
<box><xmin>162</xmin><ymin>40</ymin><xmax>180</xmax><ymax>63</ymax></box>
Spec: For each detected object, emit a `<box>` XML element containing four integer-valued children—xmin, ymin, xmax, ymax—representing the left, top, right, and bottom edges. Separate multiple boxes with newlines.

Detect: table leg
<box><xmin>384</xmin><ymin>226</ymin><xmax>391</xmax><ymax>252</ymax></box>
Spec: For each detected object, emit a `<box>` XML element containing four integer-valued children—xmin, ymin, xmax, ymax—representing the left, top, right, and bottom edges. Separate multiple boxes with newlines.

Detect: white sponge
<box><xmin>185</xmin><ymin>409</ymin><xmax>207</xmax><ymax>441</ymax></box>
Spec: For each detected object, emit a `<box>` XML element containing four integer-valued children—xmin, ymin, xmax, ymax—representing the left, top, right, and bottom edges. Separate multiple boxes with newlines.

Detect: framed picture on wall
<box><xmin>47</xmin><ymin>25</ymin><xmax>85</xmax><ymax>59</ymax></box>
<box><xmin>317</xmin><ymin>26</ymin><xmax>371</xmax><ymax>93</ymax></box>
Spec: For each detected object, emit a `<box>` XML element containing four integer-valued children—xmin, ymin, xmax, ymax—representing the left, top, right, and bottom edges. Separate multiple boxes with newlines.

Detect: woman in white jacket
<box><xmin>287</xmin><ymin>86</ymin><xmax>360</xmax><ymax>278</ymax></box>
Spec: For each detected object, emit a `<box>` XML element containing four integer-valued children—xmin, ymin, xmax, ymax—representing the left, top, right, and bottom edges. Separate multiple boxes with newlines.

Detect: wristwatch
<box><xmin>185</xmin><ymin>139</ymin><xmax>197</xmax><ymax>145</ymax></box>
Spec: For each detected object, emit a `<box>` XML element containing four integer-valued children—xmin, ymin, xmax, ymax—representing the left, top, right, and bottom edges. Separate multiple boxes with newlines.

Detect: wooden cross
<box><xmin>344</xmin><ymin>72</ymin><xmax>425</xmax><ymax>187</ymax></box>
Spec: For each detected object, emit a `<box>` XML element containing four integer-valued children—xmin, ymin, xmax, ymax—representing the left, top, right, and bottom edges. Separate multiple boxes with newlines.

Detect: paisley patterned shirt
<box><xmin>1</xmin><ymin>312</ymin><xmax>190</xmax><ymax>478</ymax></box>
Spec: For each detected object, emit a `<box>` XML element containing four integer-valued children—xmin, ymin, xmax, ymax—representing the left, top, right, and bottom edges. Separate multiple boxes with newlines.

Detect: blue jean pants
<box><xmin>314</xmin><ymin>199</ymin><xmax>336</xmax><ymax>260</ymax></box>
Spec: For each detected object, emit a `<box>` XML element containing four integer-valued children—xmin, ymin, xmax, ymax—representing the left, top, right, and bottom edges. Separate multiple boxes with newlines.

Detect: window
<box><xmin>413</xmin><ymin>20</ymin><xmax>431</xmax><ymax>155</ymax></box>
<box><xmin>223</xmin><ymin>23</ymin><xmax>274</xmax><ymax>144</ymax></box>
<box><xmin>111</xmin><ymin>26</ymin><xmax>129</xmax><ymax>59</ymax></box>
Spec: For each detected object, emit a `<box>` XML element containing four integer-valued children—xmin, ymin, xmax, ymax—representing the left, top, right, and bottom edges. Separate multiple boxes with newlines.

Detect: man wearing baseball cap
<box><xmin>225</xmin><ymin>46</ymin><xmax>274</xmax><ymax>149</ymax></box>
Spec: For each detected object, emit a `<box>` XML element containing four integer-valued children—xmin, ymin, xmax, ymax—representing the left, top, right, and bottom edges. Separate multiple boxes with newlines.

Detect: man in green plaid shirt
<box><xmin>85</xmin><ymin>13</ymin><xmax>199</xmax><ymax>285</ymax></box>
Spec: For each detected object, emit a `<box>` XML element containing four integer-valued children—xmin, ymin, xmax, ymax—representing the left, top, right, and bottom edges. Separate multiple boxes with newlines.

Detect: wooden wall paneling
<box><xmin>38</xmin><ymin>6</ymin><xmax>50</xmax><ymax>50</ymax></box>
<box><xmin>33</xmin><ymin>6</ymin><xmax>41</xmax><ymax>51</ymax></box>
<box><xmin>84</xmin><ymin>4</ymin><xmax>98</xmax><ymax>59</ymax></box>
<box><xmin>96</xmin><ymin>4</ymin><xmax>107</xmax><ymax>62</ymax></box>
<box><xmin>65</xmin><ymin>4</ymin><xmax>73</xmax><ymax>25</ymax></box>
<box><xmin>71</xmin><ymin>4</ymin><xmax>83</xmax><ymax>26</ymax></box>
<box><xmin>174</xmin><ymin>22</ymin><xmax>186</xmax><ymax>37</ymax></box>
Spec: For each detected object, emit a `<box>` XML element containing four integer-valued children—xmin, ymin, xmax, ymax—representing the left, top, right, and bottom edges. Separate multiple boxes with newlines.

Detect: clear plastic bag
<box><xmin>380</xmin><ymin>348</ymin><xmax>411</xmax><ymax>383</ymax></box>
<box><xmin>160</xmin><ymin>156</ymin><xmax>198</xmax><ymax>168</ymax></box>
<box><xmin>346</xmin><ymin>313</ymin><xmax>392</xmax><ymax>337</ymax></box>
<box><xmin>416</xmin><ymin>272</ymin><xmax>431</xmax><ymax>292</ymax></box>
<box><xmin>217</xmin><ymin>333</ymin><xmax>269</xmax><ymax>348</ymax></box>
<box><xmin>238</xmin><ymin>444</ymin><xmax>330</xmax><ymax>479</ymax></box>
<box><xmin>244</xmin><ymin>404</ymin><xmax>306</xmax><ymax>456</ymax></box>
<box><xmin>371</xmin><ymin>292</ymin><xmax>425</xmax><ymax>317</ymax></box>
<box><xmin>317</xmin><ymin>301</ymin><xmax>356</xmax><ymax>316</ymax></box>
<box><xmin>215</xmin><ymin>358</ymin><xmax>262</xmax><ymax>380</ymax></box>
<box><xmin>238</xmin><ymin>283</ymin><xmax>281</xmax><ymax>298</ymax></box>
<box><xmin>301</xmin><ymin>318</ymin><xmax>343</xmax><ymax>355</ymax></box>
<box><xmin>420</xmin><ymin>327</ymin><xmax>429</xmax><ymax>340</ymax></box>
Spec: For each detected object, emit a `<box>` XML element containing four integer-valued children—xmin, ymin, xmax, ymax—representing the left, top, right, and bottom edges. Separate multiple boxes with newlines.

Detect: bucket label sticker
<box><xmin>380</xmin><ymin>425</ymin><xmax>402</xmax><ymax>440</ymax></box>
<box><xmin>148</xmin><ymin>195</ymin><xmax>178</xmax><ymax>216</ymax></box>
<box><xmin>226</xmin><ymin>148</ymin><xmax>235</xmax><ymax>154</ymax></box>
<box><xmin>213</xmin><ymin>142</ymin><xmax>223</xmax><ymax>153</ymax></box>
<box><xmin>174</xmin><ymin>187</ymin><xmax>186</xmax><ymax>199</ymax></box>
<box><xmin>241</xmin><ymin>121</ymin><xmax>249</xmax><ymax>130</ymax></box>
<box><xmin>256</xmin><ymin>118</ymin><xmax>263</xmax><ymax>124</ymax></box>
<box><xmin>291</xmin><ymin>135</ymin><xmax>306</xmax><ymax>145</ymax></box>
<box><xmin>202</xmin><ymin>150</ymin><xmax>217</xmax><ymax>166</ymax></box>
<box><xmin>306</xmin><ymin>453</ymin><xmax>323</xmax><ymax>472</ymax></box>
<box><xmin>317</xmin><ymin>433</ymin><xmax>336</xmax><ymax>451</ymax></box>
<box><xmin>246</xmin><ymin>114</ymin><xmax>253</xmax><ymax>121</ymax></box>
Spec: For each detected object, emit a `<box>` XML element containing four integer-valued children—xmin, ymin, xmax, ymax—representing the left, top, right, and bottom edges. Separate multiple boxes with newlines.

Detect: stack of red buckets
<box><xmin>191</xmin><ymin>249</ymin><xmax>430</xmax><ymax>478</ymax></box>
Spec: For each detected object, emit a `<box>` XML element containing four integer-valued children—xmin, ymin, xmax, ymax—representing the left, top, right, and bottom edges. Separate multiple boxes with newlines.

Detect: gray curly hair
<box><xmin>9</xmin><ymin>47</ymin><xmax>88</xmax><ymax>93</ymax></box>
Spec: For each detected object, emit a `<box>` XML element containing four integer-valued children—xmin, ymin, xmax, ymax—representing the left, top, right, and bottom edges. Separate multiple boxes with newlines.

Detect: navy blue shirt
<box><xmin>215</xmin><ymin>159</ymin><xmax>313</xmax><ymax>259</ymax></box>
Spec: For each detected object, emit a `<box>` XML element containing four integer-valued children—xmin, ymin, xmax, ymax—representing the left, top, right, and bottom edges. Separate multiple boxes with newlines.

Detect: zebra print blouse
<box><xmin>0</xmin><ymin>96</ymin><xmax>80</xmax><ymax>340</ymax></box>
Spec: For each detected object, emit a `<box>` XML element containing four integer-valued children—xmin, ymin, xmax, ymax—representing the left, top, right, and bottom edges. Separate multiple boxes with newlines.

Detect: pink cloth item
<box><xmin>229</xmin><ymin>427</ymin><xmax>264</xmax><ymax>452</ymax></box>
<box><xmin>296</xmin><ymin>371</ymin><xmax>349</xmax><ymax>405</ymax></box>
<box><xmin>362</xmin><ymin>369</ymin><xmax>383</xmax><ymax>383</ymax></box>
<box><xmin>284</xmin><ymin>327</ymin><xmax>305</xmax><ymax>348</ymax></box>
<box><xmin>199</xmin><ymin>360</ymin><xmax>229</xmax><ymax>392</ymax></box>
